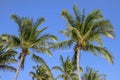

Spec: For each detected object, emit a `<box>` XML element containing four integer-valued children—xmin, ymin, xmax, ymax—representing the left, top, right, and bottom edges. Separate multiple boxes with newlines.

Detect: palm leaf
<box><xmin>86</xmin><ymin>44</ymin><xmax>114</xmax><ymax>63</ymax></box>
<box><xmin>52</xmin><ymin>66</ymin><xmax>63</xmax><ymax>72</ymax></box>
<box><xmin>49</xmin><ymin>40</ymin><xmax>73</xmax><ymax>50</ymax></box>
<box><xmin>0</xmin><ymin>65</ymin><xmax>16</xmax><ymax>72</ymax></box>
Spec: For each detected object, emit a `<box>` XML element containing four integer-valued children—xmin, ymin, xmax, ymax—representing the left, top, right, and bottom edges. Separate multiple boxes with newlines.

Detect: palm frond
<box><xmin>73</xmin><ymin>4</ymin><xmax>81</xmax><ymax>23</ymax></box>
<box><xmin>86</xmin><ymin>44</ymin><xmax>114</xmax><ymax>63</ymax></box>
<box><xmin>32</xmin><ymin>54</ymin><xmax>47</xmax><ymax>66</ymax></box>
<box><xmin>67</xmin><ymin>26</ymin><xmax>82</xmax><ymax>40</ymax></box>
<box><xmin>32</xmin><ymin>46</ymin><xmax>52</xmax><ymax>56</ymax></box>
<box><xmin>29</xmin><ymin>72</ymin><xmax>36</xmax><ymax>77</ymax></box>
<box><xmin>85</xmin><ymin>10</ymin><xmax>103</xmax><ymax>26</ymax></box>
<box><xmin>0</xmin><ymin>65</ymin><xmax>16</xmax><ymax>72</ymax></box>
<box><xmin>62</xmin><ymin>9</ymin><xmax>75</xmax><ymax>27</ymax></box>
<box><xmin>11</xmin><ymin>14</ymin><xmax>22</xmax><ymax>27</ymax></box>
<box><xmin>55</xmin><ymin>74</ymin><xmax>63</xmax><ymax>80</ymax></box>
<box><xmin>52</xmin><ymin>66</ymin><xmax>63</xmax><ymax>72</ymax></box>
<box><xmin>49</xmin><ymin>40</ymin><xmax>73</xmax><ymax>50</ymax></box>
<box><xmin>34</xmin><ymin>34</ymin><xmax>57</xmax><ymax>44</ymax></box>
<box><xmin>59</xmin><ymin>55</ymin><xmax>64</xmax><ymax>66</ymax></box>
<box><xmin>33</xmin><ymin>17</ymin><xmax>45</xmax><ymax>30</ymax></box>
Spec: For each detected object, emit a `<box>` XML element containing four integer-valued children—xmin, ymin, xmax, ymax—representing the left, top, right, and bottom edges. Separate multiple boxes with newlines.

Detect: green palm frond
<box><xmin>33</xmin><ymin>17</ymin><xmax>45</xmax><ymax>29</ymax></box>
<box><xmin>0</xmin><ymin>58</ymin><xmax>17</xmax><ymax>65</ymax></box>
<box><xmin>11</xmin><ymin>14</ymin><xmax>22</xmax><ymax>27</ymax></box>
<box><xmin>29</xmin><ymin>72</ymin><xmax>36</xmax><ymax>78</ymax></box>
<box><xmin>59</xmin><ymin>55</ymin><xmax>64</xmax><ymax>66</ymax></box>
<box><xmin>73</xmin><ymin>4</ymin><xmax>81</xmax><ymax>23</ymax></box>
<box><xmin>49</xmin><ymin>40</ymin><xmax>73</xmax><ymax>50</ymax></box>
<box><xmin>85</xmin><ymin>10</ymin><xmax>103</xmax><ymax>26</ymax></box>
<box><xmin>62</xmin><ymin>9</ymin><xmax>75</xmax><ymax>27</ymax></box>
<box><xmin>34</xmin><ymin>34</ymin><xmax>57</xmax><ymax>45</ymax></box>
<box><xmin>55</xmin><ymin>74</ymin><xmax>63</xmax><ymax>80</ymax></box>
<box><xmin>32</xmin><ymin>46</ymin><xmax>52</xmax><ymax>56</ymax></box>
<box><xmin>32</xmin><ymin>54</ymin><xmax>47</xmax><ymax>66</ymax></box>
<box><xmin>67</xmin><ymin>26</ymin><xmax>82</xmax><ymax>41</ymax></box>
<box><xmin>86</xmin><ymin>44</ymin><xmax>114</xmax><ymax>63</ymax></box>
<box><xmin>52</xmin><ymin>66</ymin><xmax>63</xmax><ymax>72</ymax></box>
<box><xmin>0</xmin><ymin>65</ymin><xmax>16</xmax><ymax>72</ymax></box>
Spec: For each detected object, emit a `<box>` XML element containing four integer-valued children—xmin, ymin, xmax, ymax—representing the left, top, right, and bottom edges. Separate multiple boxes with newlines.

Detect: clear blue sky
<box><xmin>0</xmin><ymin>0</ymin><xmax>120</xmax><ymax>80</ymax></box>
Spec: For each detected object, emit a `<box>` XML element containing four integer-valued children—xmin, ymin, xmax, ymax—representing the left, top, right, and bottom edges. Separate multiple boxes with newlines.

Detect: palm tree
<box><xmin>52</xmin><ymin>55</ymin><xmax>78</xmax><ymax>80</ymax></box>
<box><xmin>0</xmin><ymin>39</ymin><xmax>17</xmax><ymax>72</ymax></box>
<box><xmin>0</xmin><ymin>14</ymin><xmax>57</xmax><ymax>80</ymax></box>
<box><xmin>51</xmin><ymin>4</ymin><xmax>114</xmax><ymax>80</ymax></box>
<box><xmin>81</xmin><ymin>67</ymin><xmax>106</xmax><ymax>80</ymax></box>
<box><xmin>29</xmin><ymin>54</ymin><xmax>54</xmax><ymax>80</ymax></box>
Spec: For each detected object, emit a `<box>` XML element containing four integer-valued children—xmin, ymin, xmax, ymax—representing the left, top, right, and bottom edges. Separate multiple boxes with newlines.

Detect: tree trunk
<box><xmin>14</xmin><ymin>52</ymin><xmax>25</xmax><ymax>80</ymax></box>
<box><xmin>76</xmin><ymin>48</ymin><xmax>82</xmax><ymax>80</ymax></box>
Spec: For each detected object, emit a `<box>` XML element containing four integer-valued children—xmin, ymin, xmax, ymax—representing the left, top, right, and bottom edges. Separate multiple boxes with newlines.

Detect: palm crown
<box><xmin>61</xmin><ymin>4</ymin><xmax>114</xmax><ymax>63</ymax></box>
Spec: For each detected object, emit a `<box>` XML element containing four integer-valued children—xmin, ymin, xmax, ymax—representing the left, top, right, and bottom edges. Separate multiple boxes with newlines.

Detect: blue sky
<box><xmin>0</xmin><ymin>0</ymin><xmax>120</xmax><ymax>80</ymax></box>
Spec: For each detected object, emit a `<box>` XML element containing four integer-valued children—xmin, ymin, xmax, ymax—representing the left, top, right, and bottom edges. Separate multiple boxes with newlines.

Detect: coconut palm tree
<box><xmin>52</xmin><ymin>55</ymin><xmax>78</xmax><ymax>80</ymax></box>
<box><xmin>81</xmin><ymin>67</ymin><xmax>106</xmax><ymax>80</ymax></box>
<box><xmin>29</xmin><ymin>54</ymin><xmax>54</xmax><ymax>80</ymax></box>
<box><xmin>51</xmin><ymin>4</ymin><xmax>114</xmax><ymax>80</ymax></box>
<box><xmin>0</xmin><ymin>14</ymin><xmax>57</xmax><ymax>80</ymax></box>
<box><xmin>0</xmin><ymin>39</ymin><xmax>17</xmax><ymax>72</ymax></box>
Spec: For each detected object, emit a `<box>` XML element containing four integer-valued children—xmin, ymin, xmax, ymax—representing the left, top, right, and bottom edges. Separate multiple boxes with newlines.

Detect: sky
<box><xmin>0</xmin><ymin>0</ymin><xmax>120</xmax><ymax>80</ymax></box>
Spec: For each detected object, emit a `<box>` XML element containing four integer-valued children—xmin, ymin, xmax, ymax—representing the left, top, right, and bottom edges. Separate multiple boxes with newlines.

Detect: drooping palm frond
<box><xmin>52</xmin><ymin>66</ymin><xmax>63</xmax><ymax>72</ymax></box>
<box><xmin>85</xmin><ymin>44</ymin><xmax>114</xmax><ymax>63</ymax></box>
<box><xmin>0</xmin><ymin>65</ymin><xmax>16</xmax><ymax>72</ymax></box>
<box><xmin>32</xmin><ymin>54</ymin><xmax>48</xmax><ymax>67</ymax></box>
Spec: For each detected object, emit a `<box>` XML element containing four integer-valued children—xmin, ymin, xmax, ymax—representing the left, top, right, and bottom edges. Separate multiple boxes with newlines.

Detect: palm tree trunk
<box><xmin>76</xmin><ymin>48</ymin><xmax>82</xmax><ymax>80</ymax></box>
<box><xmin>14</xmin><ymin>52</ymin><xmax>25</xmax><ymax>80</ymax></box>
